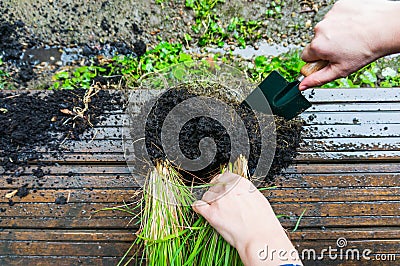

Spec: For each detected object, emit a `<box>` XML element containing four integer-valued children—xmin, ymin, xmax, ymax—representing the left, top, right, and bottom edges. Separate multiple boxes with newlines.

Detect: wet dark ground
<box><xmin>0</xmin><ymin>14</ymin><xmax>147</xmax><ymax>89</ymax></box>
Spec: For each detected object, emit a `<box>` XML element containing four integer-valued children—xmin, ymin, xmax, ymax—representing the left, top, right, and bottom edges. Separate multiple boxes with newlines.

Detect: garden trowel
<box><xmin>243</xmin><ymin>60</ymin><xmax>328</xmax><ymax>120</ymax></box>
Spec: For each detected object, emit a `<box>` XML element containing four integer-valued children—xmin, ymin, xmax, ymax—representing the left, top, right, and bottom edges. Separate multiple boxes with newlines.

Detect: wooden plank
<box><xmin>299</xmin><ymin>137</ymin><xmax>400</xmax><ymax>152</ymax></box>
<box><xmin>29</xmin><ymin>150</ymin><xmax>400</xmax><ymax>163</ymax></box>
<box><xmin>303</xmin><ymin>124</ymin><xmax>400</xmax><ymax>138</ymax></box>
<box><xmin>0</xmin><ymin>213</ymin><xmax>398</xmax><ymax>230</ymax></box>
<box><xmin>0</xmin><ymin>257</ymin><xmax>125</xmax><ymax>266</ymax></box>
<box><xmin>1</xmin><ymin>186</ymin><xmax>399</xmax><ymax>204</ymax></box>
<box><xmin>296</xmin><ymin>151</ymin><xmax>400</xmax><ymax>162</ymax></box>
<box><xmin>270</xmin><ymin>202</ymin><xmax>400</xmax><ymax>217</ymax></box>
<box><xmin>264</xmin><ymin>187</ymin><xmax>400</xmax><ymax>203</ymax></box>
<box><xmin>307</xmin><ymin>102</ymin><xmax>400</xmax><ymax>112</ymax></box>
<box><xmin>290</xmin><ymin>229</ymin><xmax>400</xmax><ymax>240</ymax></box>
<box><xmin>303</xmin><ymin>88</ymin><xmax>400</xmax><ymax>103</ymax></box>
<box><xmin>3</xmin><ymin>228</ymin><xmax>399</xmax><ymax>242</ymax></box>
<box><xmin>0</xmin><ymin>189</ymin><xmax>140</xmax><ymax>203</ymax></box>
<box><xmin>278</xmin><ymin>216</ymin><xmax>400</xmax><ymax>229</ymax></box>
<box><xmin>296</xmin><ymin>240</ymin><xmax>400</xmax><ymax>254</ymax></box>
<box><xmin>0</xmin><ymin>229</ymin><xmax>135</xmax><ymax>242</ymax></box>
<box><xmin>0</xmin><ymin>241</ymin><xmax>134</xmax><ymax>257</ymax></box>
<box><xmin>0</xmin><ymin>174</ymin><xmax>137</xmax><ymax>189</ymax></box>
<box><xmin>1</xmin><ymin>201</ymin><xmax>398</xmax><ymax>219</ymax></box>
<box><xmin>284</xmin><ymin>163</ymin><xmax>400</xmax><ymax>174</ymax></box>
<box><xmin>300</xmin><ymin>112</ymin><xmax>400</xmax><ymax>125</ymax></box>
<box><xmin>0</xmin><ymin>217</ymin><xmax>134</xmax><ymax>229</ymax></box>
<box><xmin>276</xmin><ymin>173</ymin><xmax>400</xmax><ymax>188</ymax></box>
<box><xmin>0</xmin><ymin>202</ymin><xmax>137</xmax><ymax>217</ymax></box>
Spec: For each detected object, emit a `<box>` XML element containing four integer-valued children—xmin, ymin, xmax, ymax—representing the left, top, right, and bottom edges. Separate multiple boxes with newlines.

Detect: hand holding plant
<box><xmin>193</xmin><ymin>172</ymin><xmax>302</xmax><ymax>266</ymax></box>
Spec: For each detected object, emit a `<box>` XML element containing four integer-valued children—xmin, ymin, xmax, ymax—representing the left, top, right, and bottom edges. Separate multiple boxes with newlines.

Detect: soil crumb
<box><xmin>55</xmin><ymin>196</ymin><xmax>68</xmax><ymax>205</ymax></box>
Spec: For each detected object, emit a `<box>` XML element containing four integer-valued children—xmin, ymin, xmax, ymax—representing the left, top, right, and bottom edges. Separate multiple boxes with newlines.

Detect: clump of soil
<box><xmin>55</xmin><ymin>196</ymin><xmax>68</xmax><ymax>205</ymax></box>
<box><xmin>144</xmin><ymin>86</ymin><xmax>303</xmax><ymax>184</ymax></box>
<box><xmin>0</xmin><ymin>89</ymin><xmax>124</xmax><ymax>175</ymax></box>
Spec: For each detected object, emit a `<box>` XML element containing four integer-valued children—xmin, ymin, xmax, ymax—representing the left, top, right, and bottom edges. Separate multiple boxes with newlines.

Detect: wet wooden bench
<box><xmin>1</xmin><ymin>88</ymin><xmax>400</xmax><ymax>265</ymax></box>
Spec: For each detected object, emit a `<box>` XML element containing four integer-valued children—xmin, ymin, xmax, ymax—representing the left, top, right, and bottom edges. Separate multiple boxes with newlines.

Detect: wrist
<box><xmin>236</xmin><ymin>219</ymin><xmax>302</xmax><ymax>266</ymax></box>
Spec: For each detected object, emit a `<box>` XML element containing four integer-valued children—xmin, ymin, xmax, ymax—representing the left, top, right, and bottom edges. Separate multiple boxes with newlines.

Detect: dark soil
<box><xmin>55</xmin><ymin>196</ymin><xmax>68</xmax><ymax>205</ymax></box>
<box><xmin>0</xmin><ymin>15</ymin><xmax>146</xmax><ymax>89</ymax></box>
<box><xmin>144</xmin><ymin>88</ymin><xmax>302</xmax><ymax>184</ymax></box>
<box><xmin>0</xmin><ymin>89</ymin><xmax>124</xmax><ymax>179</ymax></box>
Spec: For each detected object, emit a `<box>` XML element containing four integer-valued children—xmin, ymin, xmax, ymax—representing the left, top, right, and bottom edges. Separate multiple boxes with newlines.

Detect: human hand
<box><xmin>192</xmin><ymin>173</ymin><xmax>301</xmax><ymax>266</ymax></box>
<box><xmin>299</xmin><ymin>0</ymin><xmax>400</xmax><ymax>90</ymax></box>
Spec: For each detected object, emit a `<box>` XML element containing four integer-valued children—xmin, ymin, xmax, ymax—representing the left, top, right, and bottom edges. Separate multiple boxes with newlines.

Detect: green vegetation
<box><xmin>185</xmin><ymin>0</ymin><xmax>263</xmax><ymax>48</ymax></box>
<box><xmin>248</xmin><ymin>51</ymin><xmax>305</xmax><ymax>82</ymax></box>
<box><xmin>52</xmin><ymin>42</ymin><xmax>193</xmax><ymax>89</ymax></box>
<box><xmin>52</xmin><ymin>39</ymin><xmax>400</xmax><ymax>90</ymax></box>
<box><xmin>0</xmin><ymin>58</ymin><xmax>10</xmax><ymax>90</ymax></box>
<box><xmin>266</xmin><ymin>0</ymin><xmax>284</xmax><ymax>19</ymax></box>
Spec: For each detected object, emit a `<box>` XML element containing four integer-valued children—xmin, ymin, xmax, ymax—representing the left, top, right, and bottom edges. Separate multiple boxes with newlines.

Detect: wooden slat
<box><xmin>0</xmin><ymin>257</ymin><xmax>125</xmax><ymax>266</ymax></box>
<box><xmin>28</xmin><ymin>150</ymin><xmax>400</xmax><ymax>163</ymax></box>
<box><xmin>303</xmin><ymin>124</ymin><xmax>400</xmax><ymax>138</ymax></box>
<box><xmin>276</xmin><ymin>173</ymin><xmax>400</xmax><ymax>188</ymax></box>
<box><xmin>0</xmin><ymin>217</ymin><xmax>134</xmax><ymax>229</ymax></box>
<box><xmin>0</xmin><ymin>174</ymin><xmax>136</xmax><ymax>189</ymax></box>
<box><xmin>303</xmin><ymin>88</ymin><xmax>400</xmax><ymax>103</ymax></box>
<box><xmin>1</xmin><ymin>186</ymin><xmax>400</xmax><ymax>204</ymax></box>
<box><xmin>0</xmin><ymin>229</ymin><xmax>135</xmax><ymax>241</ymax></box>
<box><xmin>300</xmin><ymin>137</ymin><xmax>400</xmax><ymax>152</ymax></box>
<box><xmin>0</xmin><ymin>241</ymin><xmax>134</xmax><ymax>256</ymax></box>
<box><xmin>306</xmin><ymin>102</ymin><xmax>400</xmax><ymax>112</ymax></box>
<box><xmin>0</xmin><ymin>189</ymin><xmax>140</xmax><ymax>203</ymax></box>
<box><xmin>296</xmin><ymin>151</ymin><xmax>400</xmax><ymax>162</ymax></box>
<box><xmin>301</xmin><ymin>111</ymin><xmax>400</xmax><ymax>125</ymax></box>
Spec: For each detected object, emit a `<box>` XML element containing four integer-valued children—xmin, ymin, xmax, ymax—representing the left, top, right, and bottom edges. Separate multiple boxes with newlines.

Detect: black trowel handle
<box><xmin>300</xmin><ymin>60</ymin><xmax>329</xmax><ymax>77</ymax></box>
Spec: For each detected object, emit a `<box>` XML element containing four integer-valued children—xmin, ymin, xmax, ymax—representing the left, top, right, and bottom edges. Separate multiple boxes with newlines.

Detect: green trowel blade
<box><xmin>243</xmin><ymin>71</ymin><xmax>311</xmax><ymax>120</ymax></box>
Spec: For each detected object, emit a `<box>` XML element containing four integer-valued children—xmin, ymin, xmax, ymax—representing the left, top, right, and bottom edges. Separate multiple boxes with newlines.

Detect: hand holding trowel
<box><xmin>243</xmin><ymin>60</ymin><xmax>328</xmax><ymax>120</ymax></box>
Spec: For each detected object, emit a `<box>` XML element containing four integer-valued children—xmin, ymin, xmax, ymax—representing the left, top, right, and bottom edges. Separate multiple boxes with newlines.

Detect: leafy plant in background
<box><xmin>0</xmin><ymin>58</ymin><xmax>11</xmax><ymax>90</ymax></box>
<box><xmin>52</xmin><ymin>42</ymin><xmax>193</xmax><ymax>89</ymax></box>
<box><xmin>248</xmin><ymin>50</ymin><xmax>305</xmax><ymax>82</ymax></box>
<box><xmin>53</xmin><ymin>65</ymin><xmax>107</xmax><ymax>90</ymax></box>
<box><xmin>266</xmin><ymin>0</ymin><xmax>283</xmax><ymax>19</ymax></box>
<box><xmin>185</xmin><ymin>0</ymin><xmax>263</xmax><ymax>48</ymax></box>
<box><xmin>52</xmin><ymin>40</ymin><xmax>400</xmax><ymax>90</ymax></box>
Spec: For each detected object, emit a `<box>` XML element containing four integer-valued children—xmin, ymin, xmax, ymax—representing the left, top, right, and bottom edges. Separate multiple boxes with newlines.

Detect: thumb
<box><xmin>192</xmin><ymin>200</ymin><xmax>211</xmax><ymax>218</ymax></box>
<box><xmin>299</xmin><ymin>64</ymin><xmax>339</xmax><ymax>90</ymax></box>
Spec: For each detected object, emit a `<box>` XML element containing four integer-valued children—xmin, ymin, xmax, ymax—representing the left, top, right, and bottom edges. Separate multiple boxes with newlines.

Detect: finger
<box><xmin>202</xmin><ymin>190</ymin><xmax>219</xmax><ymax>203</ymax></box>
<box><xmin>192</xmin><ymin>200</ymin><xmax>210</xmax><ymax>216</ymax></box>
<box><xmin>299</xmin><ymin>64</ymin><xmax>339</xmax><ymax>90</ymax></box>
<box><xmin>210</xmin><ymin>174</ymin><xmax>222</xmax><ymax>184</ymax></box>
<box><xmin>301</xmin><ymin>43</ymin><xmax>322</xmax><ymax>63</ymax></box>
<box><xmin>215</xmin><ymin>172</ymin><xmax>241</xmax><ymax>184</ymax></box>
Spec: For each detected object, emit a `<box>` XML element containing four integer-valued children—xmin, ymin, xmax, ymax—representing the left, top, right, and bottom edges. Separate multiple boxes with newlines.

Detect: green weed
<box><xmin>52</xmin><ymin>42</ymin><xmax>193</xmax><ymax>89</ymax></box>
<box><xmin>0</xmin><ymin>58</ymin><xmax>11</xmax><ymax>90</ymax></box>
<box><xmin>185</xmin><ymin>0</ymin><xmax>262</xmax><ymax>48</ymax></box>
<box><xmin>266</xmin><ymin>0</ymin><xmax>283</xmax><ymax>19</ymax></box>
<box><xmin>248</xmin><ymin>50</ymin><xmax>305</xmax><ymax>82</ymax></box>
